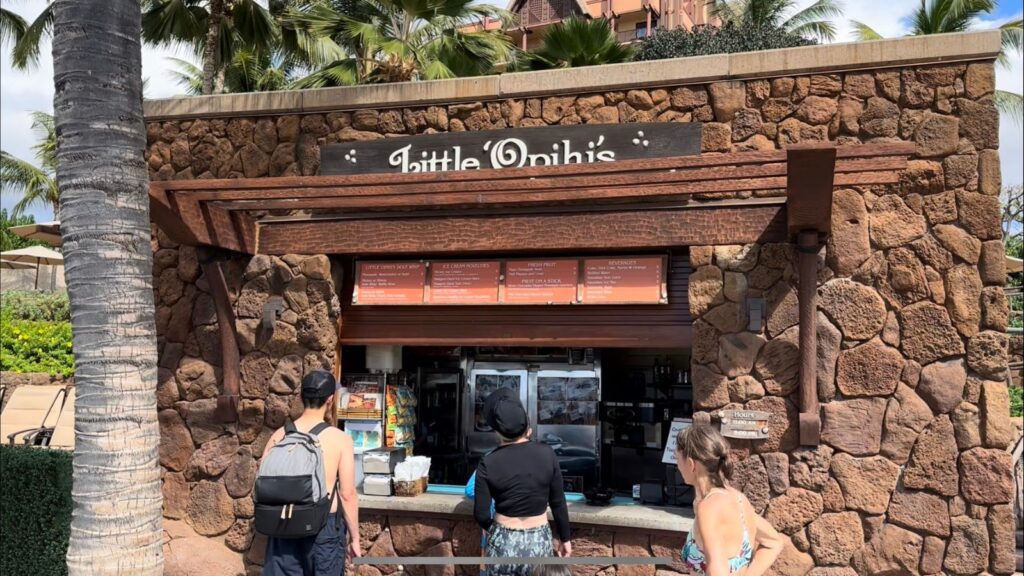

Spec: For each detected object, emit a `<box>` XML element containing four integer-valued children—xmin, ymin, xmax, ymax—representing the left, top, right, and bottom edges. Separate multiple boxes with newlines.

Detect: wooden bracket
<box><xmin>203</xmin><ymin>261</ymin><xmax>241</xmax><ymax>423</ymax></box>
<box><xmin>797</xmin><ymin>230</ymin><xmax>821</xmax><ymax>445</ymax></box>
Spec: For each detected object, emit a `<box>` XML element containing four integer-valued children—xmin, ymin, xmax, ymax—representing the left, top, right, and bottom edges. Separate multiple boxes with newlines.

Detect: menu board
<box><xmin>581</xmin><ymin>257</ymin><xmax>665</xmax><ymax>304</ymax></box>
<box><xmin>427</xmin><ymin>261</ymin><xmax>500</xmax><ymax>304</ymax></box>
<box><xmin>353</xmin><ymin>256</ymin><xmax>668</xmax><ymax>305</ymax></box>
<box><xmin>354</xmin><ymin>262</ymin><xmax>426</xmax><ymax>305</ymax></box>
<box><xmin>504</xmin><ymin>260</ymin><xmax>579</xmax><ymax>304</ymax></box>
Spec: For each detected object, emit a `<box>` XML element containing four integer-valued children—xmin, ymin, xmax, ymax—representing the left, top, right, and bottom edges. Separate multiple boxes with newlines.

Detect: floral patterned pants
<box><xmin>485</xmin><ymin>523</ymin><xmax>554</xmax><ymax>576</ymax></box>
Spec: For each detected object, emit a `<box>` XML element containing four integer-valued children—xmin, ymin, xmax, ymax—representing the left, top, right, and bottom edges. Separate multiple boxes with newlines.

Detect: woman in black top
<box><xmin>473</xmin><ymin>389</ymin><xmax>572</xmax><ymax>575</ymax></box>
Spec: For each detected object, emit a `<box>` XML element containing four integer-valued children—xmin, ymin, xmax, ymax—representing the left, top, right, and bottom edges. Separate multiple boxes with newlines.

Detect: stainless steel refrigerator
<box><xmin>466</xmin><ymin>359</ymin><xmax>601</xmax><ymax>492</ymax></box>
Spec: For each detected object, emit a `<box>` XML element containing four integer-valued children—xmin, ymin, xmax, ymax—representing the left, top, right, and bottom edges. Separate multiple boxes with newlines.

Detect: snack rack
<box><xmin>338</xmin><ymin>373</ymin><xmax>386</xmax><ymax>455</ymax></box>
<box><xmin>385</xmin><ymin>382</ymin><xmax>417</xmax><ymax>456</ymax></box>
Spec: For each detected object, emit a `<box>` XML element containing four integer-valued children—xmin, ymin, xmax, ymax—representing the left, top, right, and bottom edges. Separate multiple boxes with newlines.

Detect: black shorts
<box><xmin>263</xmin><ymin>512</ymin><xmax>346</xmax><ymax>576</ymax></box>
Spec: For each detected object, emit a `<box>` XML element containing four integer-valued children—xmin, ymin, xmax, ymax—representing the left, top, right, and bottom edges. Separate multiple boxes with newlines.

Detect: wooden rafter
<box><xmin>149</xmin><ymin>142</ymin><xmax>915</xmax><ymax>255</ymax></box>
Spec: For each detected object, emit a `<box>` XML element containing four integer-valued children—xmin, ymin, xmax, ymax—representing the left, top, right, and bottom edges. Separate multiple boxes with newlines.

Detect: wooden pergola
<box><xmin>151</xmin><ymin>141</ymin><xmax>916</xmax><ymax>443</ymax></box>
<box><xmin>150</xmin><ymin>142</ymin><xmax>915</xmax><ymax>256</ymax></box>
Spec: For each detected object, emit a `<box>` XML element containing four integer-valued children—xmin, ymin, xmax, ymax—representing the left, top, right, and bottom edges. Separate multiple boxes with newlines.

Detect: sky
<box><xmin>1</xmin><ymin>0</ymin><xmax>1022</xmax><ymax>224</ymax></box>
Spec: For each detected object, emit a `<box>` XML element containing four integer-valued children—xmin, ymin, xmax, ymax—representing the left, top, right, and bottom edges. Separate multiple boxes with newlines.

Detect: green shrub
<box><xmin>0</xmin><ymin>291</ymin><xmax>70</xmax><ymax>322</ymax></box>
<box><xmin>0</xmin><ymin>445</ymin><xmax>73</xmax><ymax>576</ymax></box>
<box><xmin>0</xmin><ymin>317</ymin><xmax>74</xmax><ymax>377</ymax></box>
<box><xmin>1011</xmin><ymin>385</ymin><xmax>1023</xmax><ymax>418</ymax></box>
<box><xmin>633</xmin><ymin>23</ymin><xmax>815</xmax><ymax>62</ymax></box>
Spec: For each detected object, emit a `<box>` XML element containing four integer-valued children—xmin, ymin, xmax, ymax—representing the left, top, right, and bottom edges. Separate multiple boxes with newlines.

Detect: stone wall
<box><xmin>152</xmin><ymin>231</ymin><xmax>340</xmax><ymax>576</ymax></box>
<box><xmin>147</xmin><ymin>58</ymin><xmax>1014</xmax><ymax>575</ymax></box>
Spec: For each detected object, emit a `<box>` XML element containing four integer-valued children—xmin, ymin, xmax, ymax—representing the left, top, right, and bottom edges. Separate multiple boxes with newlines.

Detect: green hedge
<box><xmin>0</xmin><ymin>291</ymin><xmax>70</xmax><ymax>323</ymax></box>
<box><xmin>1011</xmin><ymin>385</ymin><xmax>1023</xmax><ymax>418</ymax></box>
<box><xmin>0</xmin><ymin>445</ymin><xmax>73</xmax><ymax>576</ymax></box>
<box><xmin>633</xmin><ymin>23</ymin><xmax>814</xmax><ymax>62</ymax></box>
<box><xmin>0</xmin><ymin>316</ymin><xmax>75</xmax><ymax>377</ymax></box>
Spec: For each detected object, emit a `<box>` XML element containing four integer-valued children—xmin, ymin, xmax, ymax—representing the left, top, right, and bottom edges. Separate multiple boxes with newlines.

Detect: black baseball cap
<box><xmin>301</xmin><ymin>370</ymin><xmax>337</xmax><ymax>399</ymax></box>
<box><xmin>484</xmin><ymin>388</ymin><xmax>528</xmax><ymax>438</ymax></box>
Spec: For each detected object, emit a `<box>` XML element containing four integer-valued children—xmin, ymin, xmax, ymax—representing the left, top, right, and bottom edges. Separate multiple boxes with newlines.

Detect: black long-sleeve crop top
<box><xmin>473</xmin><ymin>441</ymin><xmax>571</xmax><ymax>542</ymax></box>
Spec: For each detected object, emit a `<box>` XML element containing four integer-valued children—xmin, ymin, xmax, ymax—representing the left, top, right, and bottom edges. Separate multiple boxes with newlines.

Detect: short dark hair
<box><xmin>301</xmin><ymin>370</ymin><xmax>336</xmax><ymax>409</ymax></box>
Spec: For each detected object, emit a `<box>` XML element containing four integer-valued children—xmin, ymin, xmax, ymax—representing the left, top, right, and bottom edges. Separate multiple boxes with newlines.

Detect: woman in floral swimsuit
<box><xmin>675</xmin><ymin>424</ymin><xmax>785</xmax><ymax>576</ymax></box>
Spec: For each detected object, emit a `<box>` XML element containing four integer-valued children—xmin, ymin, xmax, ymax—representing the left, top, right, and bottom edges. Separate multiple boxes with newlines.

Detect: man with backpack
<box><xmin>255</xmin><ymin>370</ymin><xmax>362</xmax><ymax>575</ymax></box>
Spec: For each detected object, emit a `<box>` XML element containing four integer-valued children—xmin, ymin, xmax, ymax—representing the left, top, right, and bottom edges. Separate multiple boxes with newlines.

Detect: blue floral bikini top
<box><xmin>682</xmin><ymin>489</ymin><xmax>754</xmax><ymax>575</ymax></box>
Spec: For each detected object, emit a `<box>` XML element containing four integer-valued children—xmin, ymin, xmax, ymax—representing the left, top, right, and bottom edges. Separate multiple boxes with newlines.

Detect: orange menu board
<box><xmin>504</xmin><ymin>260</ymin><xmax>579</xmax><ymax>304</ymax></box>
<box><xmin>581</xmin><ymin>257</ymin><xmax>665</xmax><ymax>304</ymax></box>
<box><xmin>354</xmin><ymin>261</ymin><xmax>426</xmax><ymax>305</ymax></box>
<box><xmin>427</xmin><ymin>261</ymin><xmax>501</xmax><ymax>304</ymax></box>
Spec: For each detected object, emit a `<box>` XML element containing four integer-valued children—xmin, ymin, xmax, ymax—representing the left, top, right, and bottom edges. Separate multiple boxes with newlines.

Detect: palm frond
<box><xmin>290</xmin><ymin>58</ymin><xmax>360</xmax><ymax>88</ymax></box>
<box><xmin>999</xmin><ymin>18</ymin><xmax>1022</xmax><ymax>65</ymax></box>
<box><xmin>785</xmin><ymin>0</ymin><xmax>843</xmax><ymax>41</ymax></box>
<box><xmin>850</xmin><ymin>19</ymin><xmax>885</xmax><ymax>40</ymax></box>
<box><xmin>10</xmin><ymin>3</ymin><xmax>53</xmax><ymax>71</ymax></box>
<box><xmin>994</xmin><ymin>89</ymin><xmax>1023</xmax><ymax>126</ymax></box>
<box><xmin>0</xmin><ymin>7</ymin><xmax>28</xmax><ymax>47</ymax></box>
<box><xmin>165</xmin><ymin>56</ymin><xmax>205</xmax><ymax>95</ymax></box>
<box><xmin>141</xmin><ymin>0</ymin><xmax>206</xmax><ymax>47</ymax></box>
<box><xmin>230</xmin><ymin>0</ymin><xmax>280</xmax><ymax>50</ymax></box>
<box><xmin>0</xmin><ymin>151</ymin><xmax>58</xmax><ymax>217</ymax></box>
<box><xmin>29</xmin><ymin>112</ymin><xmax>56</xmax><ymax>173</ymax></box>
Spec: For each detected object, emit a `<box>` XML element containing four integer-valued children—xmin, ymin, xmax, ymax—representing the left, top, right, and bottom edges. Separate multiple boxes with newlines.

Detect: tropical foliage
<box><xmin>5</xmin><ymin>0</ymin><xmax>52</xmax><ymax>70</ymax></box>
<box><xmin>167</xmin><ymin>48</ymin><xmax>292</xmax><ymax>95</ymax></box>
<box><xmin>0</xmin><ymin>3</ymin><xmax>27</xmax><ymax>47</ymax></box>
<box><xmin>142</xmin><ymin>0</ymin><xmax>279</xmax><ymax>94</ymax></box>
<box><xmin>852</xmin><ymin>0</ymin><xmax>1023</xmax><ymax>122</ymax></box>
<box><xmin>0</xmin><ymin>111</ymin><xmax>58</xmax><ymax>218</ymax></box>
<box><xmin>0</xmin><ymin>315</ymin><xmax>74</xmax><ymax>377</ymax></box>
<box><xmin>633</xmin><ymin>21</ymin><xmax>814</xmax><ymax>61</ymax></box>
<box><xmin>710</xmin><ymin>0</ymin><xmax>844</xmax><ymax>41</ymax></box>
<box><xmin>281</xmin><ymin>0</ymin><xmax>516</xmax><ymax>87</ymax></box>
<box><xmin>1</xmin><ymin>210</ymin><xmax>44</xmax><ymax>251</ymax></box>
<box><xmin>523</xmin><ymin>17</ymin><xmax>633</xmax><ymax>70</ymax></box>
<box><xmin>1</xmin><ymin>290</ymin><xmax>71</xmax><ymax>323</ymax></box>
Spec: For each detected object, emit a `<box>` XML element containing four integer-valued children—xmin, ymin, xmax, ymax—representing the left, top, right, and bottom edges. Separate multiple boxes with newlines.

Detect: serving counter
<box><xmin>355</xmin><ymin>486</ymin><xmax>694</xmax><ymax>575</ymax></box>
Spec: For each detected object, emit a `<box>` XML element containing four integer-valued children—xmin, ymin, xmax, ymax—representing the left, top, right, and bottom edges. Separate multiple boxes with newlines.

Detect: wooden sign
<box><xmin>426</xmin><ymin>261</ymin><xmax>501</xmax><ymax>304</ymax></box>
<box><xmin>354</xmin><ymin>262</ymin><xmax>426</xmax><ymax>305</ymax></box>
<box><xmin>718</xmin><ymin>410</ymin><xmax>772</xmax><ymax>440</ymax></box>
<box><xmin>581</xmin><ymin>257</ymin><xmax>666</xmax><ymax>304</ymax></box>
<box><xmin>322</xmin><ymin>123</ymin><xmax>701</xmax><ymax>176</ymax></box>
<box><xmin>503</xmin><ymin>259</ymin><xmax>579</xmax><ymax>305</ymax></box>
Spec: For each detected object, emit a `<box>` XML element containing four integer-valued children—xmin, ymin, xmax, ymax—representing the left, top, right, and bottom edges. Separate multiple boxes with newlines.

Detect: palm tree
<box><xmin>142</xmin><ymin>0</ymin><xmax>279</xmax><ymax>94</ymax></box>
<box><xmin>168</xmin><ymin>48</ymin><xmax>293</xmax><ymax>95</ymax></box>
<box><xmin>0</xmin><ymin>111</ymin><xmax>59</xmax><ymax>217</ymax></box>
<box><xmin>281</xmin><ymin>0</ymin><xmax>516</xmax><ymax>88</ymax></box>
<box><xmin>711</xmin><ymin>0</ymin><xmax>844</xmax><ymax>42</ymax></box>
<box><xmin>526</xmin><ymin>17</ymin><xmax>634</xmax><ymax>70</ymax></box>
<box><xmin>852</xmin><ymin>0</ymin><xmax>1023</xmax><ymax>122</ymax></box>
<box><xmin>53</xmin><ymin>0</ymin><xmax>163</xmax><ymax>573</ymax></box>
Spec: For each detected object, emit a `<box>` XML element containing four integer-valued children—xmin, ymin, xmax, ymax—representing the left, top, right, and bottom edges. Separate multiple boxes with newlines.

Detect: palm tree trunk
<box><xmin>202</xmin><ymin>0</ymin><xmax>225</xmax><ymax>95</ymax></box>
<box><xmin>53</xmin><ymin>1</ymin><xmax>163</xmax><ymax>574</ymax></box>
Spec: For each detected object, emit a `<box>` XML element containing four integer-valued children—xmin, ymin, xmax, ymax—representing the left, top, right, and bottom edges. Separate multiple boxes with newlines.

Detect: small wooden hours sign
<box><xmin>718</xmin><ymin>410</ymin><xmax>772</xmax><ymax>440</ymax></box>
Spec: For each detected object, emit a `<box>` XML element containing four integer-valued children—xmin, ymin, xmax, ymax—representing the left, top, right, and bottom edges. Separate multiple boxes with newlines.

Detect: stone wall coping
<box><xmin>358</xmin><ymin>491</ymin><xmax>694</xmax><ymax>533</ymax></box>
<box><xmin>143</xmin><ymin>30</ymin><xmax>1001</xmax><ymax>121</ymax></box>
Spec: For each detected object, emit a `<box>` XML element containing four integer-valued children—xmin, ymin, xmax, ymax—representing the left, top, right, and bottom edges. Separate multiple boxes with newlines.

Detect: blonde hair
<box><xmin>676</xmin><ymin>424</ymin><xmax>734</xmax><ymax>488</ymax></box>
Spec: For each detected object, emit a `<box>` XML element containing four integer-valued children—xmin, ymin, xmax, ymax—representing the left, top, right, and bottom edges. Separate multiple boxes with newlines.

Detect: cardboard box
<box><xmin>363</xmin><ymin>447</ymin><xmax>407</xmax><ymax>475</ymax></box>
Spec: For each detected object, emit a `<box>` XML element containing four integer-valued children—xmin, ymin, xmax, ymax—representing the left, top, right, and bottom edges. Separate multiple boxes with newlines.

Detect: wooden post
<box><xmin>203</xmin><ymin>261</ymin><xmax>240</xmax><ymax>423</ymax></box>
<box><xmin>797</xmin><ymin>231</ymin><xmax>821</xmax><ymax>445</ymax></box>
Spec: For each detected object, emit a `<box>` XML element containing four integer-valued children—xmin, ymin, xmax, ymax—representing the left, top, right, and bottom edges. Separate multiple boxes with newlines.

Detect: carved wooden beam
<box><xmin>202</xmin><ymin>260</ymin><xmax>240</xmax><ymax>423</ymax></box>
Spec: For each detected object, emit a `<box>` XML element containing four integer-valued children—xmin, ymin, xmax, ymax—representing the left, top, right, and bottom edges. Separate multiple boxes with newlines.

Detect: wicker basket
<box><xmin>394</xmin><ymin>477</ymin><xmax>426</xmax><ymax>497</ymax></box>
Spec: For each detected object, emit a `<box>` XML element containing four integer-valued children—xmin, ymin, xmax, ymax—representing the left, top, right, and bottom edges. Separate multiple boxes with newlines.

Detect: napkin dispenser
<box><xmin>363</xmin><ymin>447</ymin><xmax>406</xmax><ymax>475</ymax></box>
<box><xmin>363</xmin><ymin>474</ymin><xmax>393</xmax><ymax>496</ymax></box>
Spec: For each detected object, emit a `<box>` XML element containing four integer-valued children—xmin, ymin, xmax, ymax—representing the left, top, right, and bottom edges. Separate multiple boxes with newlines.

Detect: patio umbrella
<box><xmin>0</xmin><ymin>246</ymin><xmax>64</xmax><ymax>290</ymax></box>
<box><xmin>1008</xmin><ymin>256</ymin><xmax>1023</xmax><ymax>274</ymax></box>
<box><xmin>0</xmin><ymin>259</ymin><xmax>35</xmax><ymax>269</ymax></box>
<box><xmin>8</xmin><ymin>221</ymin><xmax>62</xmax><ymax>247</ymax></box>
